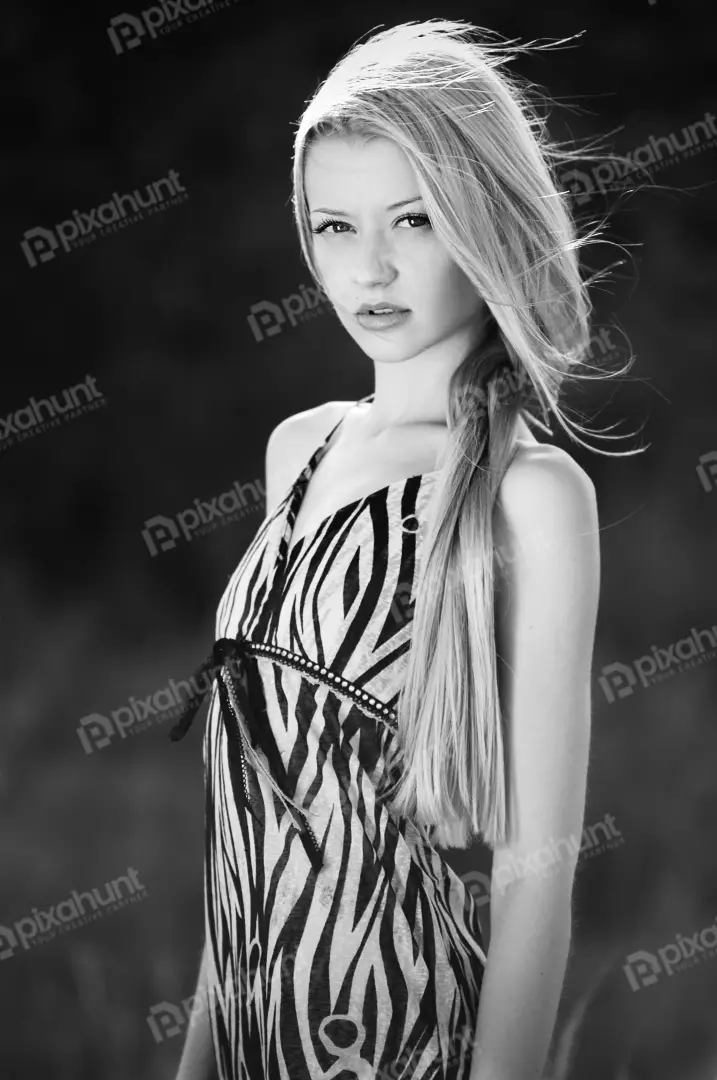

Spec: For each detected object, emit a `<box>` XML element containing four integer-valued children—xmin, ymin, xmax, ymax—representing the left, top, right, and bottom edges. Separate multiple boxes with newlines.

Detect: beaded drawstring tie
<box><xmin>169</xmin><ymin>637</ymin><xmax>324</xmax><ymax>872</ymax></box>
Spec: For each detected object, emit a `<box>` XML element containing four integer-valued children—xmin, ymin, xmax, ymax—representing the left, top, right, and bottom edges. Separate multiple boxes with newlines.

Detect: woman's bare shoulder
<box><xmin>494</xmin><ymin>440</ymin><xmax>598</xmax><ymax>575</ymax></box>
<box><xmin>268</xmin><ymin>399</ymin><xmax>352</xmax><ymax>458</ymax></box>
<box><xmin>264</xmin><ymin>400</ymin><xmax>353</xmax><ymax>515</ymax></box>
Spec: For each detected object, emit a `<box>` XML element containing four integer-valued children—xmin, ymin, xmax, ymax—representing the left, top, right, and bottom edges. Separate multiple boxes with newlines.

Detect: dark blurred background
<box><xmin>2</xmin><ymin>0</ymin><xmax>717</xmax><ymax>1077</ymax></box>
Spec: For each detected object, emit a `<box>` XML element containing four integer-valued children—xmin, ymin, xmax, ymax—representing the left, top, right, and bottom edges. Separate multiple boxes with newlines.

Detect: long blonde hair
<box><xmin>290</xmin><ymin>19</ymin><xmax>641</xmax><ymax>851</ymax></box>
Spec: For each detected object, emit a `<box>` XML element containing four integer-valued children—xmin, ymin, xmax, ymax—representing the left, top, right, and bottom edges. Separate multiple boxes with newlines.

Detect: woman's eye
<box><xmin>311</xmin><ymin>218</ymin><xmax>350</xmax><ymax>235</ymax></box>
<box><xmin>398</xmin><ymin>214</ymin><xmax>431</xmax><ymax>230</ymax></box>
<box><xmin>311</xmin><ymin>213</ymin><xmax>431</xmax><ymax>236</ymax></box>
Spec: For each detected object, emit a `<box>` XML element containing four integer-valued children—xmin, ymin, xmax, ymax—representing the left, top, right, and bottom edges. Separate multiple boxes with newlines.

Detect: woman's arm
<box><xmin>470</xmin><ymin>446</ymin><xmax>601</xmax><ymax>1080</ymax></box>
<box><xmin>175</xmin><ymin>943</ymin><xmax>217</xmax><ymax>1080</ymax></box>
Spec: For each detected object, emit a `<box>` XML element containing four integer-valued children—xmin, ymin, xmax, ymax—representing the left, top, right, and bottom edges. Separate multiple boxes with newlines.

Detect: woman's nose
<box><xmin>351</xmin><ymin>233</ymin><xmax>397</xmax><ymax>286</ymax></box>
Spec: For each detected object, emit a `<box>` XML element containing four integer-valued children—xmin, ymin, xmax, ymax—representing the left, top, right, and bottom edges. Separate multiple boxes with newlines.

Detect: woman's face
<box><xmin>304</xmin><ymin>134</ymin><xmax>486</xmax><ymax>364</ymax></box>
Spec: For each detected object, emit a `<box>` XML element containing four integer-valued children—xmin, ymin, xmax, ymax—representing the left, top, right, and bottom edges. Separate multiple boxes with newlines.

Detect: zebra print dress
<box><xmin>187</xmin><ymin>395</ymin><xmax>486</xmax><ymax>1079</ymax></box>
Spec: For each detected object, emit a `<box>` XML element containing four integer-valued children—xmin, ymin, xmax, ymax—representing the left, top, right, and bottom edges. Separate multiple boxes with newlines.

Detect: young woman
<box><xmin>173</xmin><ymin>18</ymin><xmax>617</xmax><ymax>1080</ymax></box>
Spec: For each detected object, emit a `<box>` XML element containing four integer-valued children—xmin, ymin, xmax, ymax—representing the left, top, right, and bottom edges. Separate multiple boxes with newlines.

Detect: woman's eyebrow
<box><xmin>309</xmin><ymin>195</ymin><xmax>424</xmax><ymax>215</ymax></box>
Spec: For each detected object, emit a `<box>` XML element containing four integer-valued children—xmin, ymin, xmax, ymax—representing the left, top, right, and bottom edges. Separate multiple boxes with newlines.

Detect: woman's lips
<box><xmin>354</xmin><ymin>309</ymin><xmax>412</xmax><ymax>330</ymax></box>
